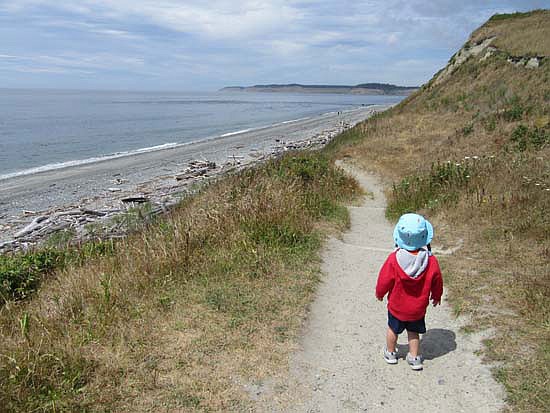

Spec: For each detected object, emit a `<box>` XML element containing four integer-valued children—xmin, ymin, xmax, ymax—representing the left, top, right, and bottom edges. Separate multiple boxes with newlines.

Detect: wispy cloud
<box><xmin>37</xmin><ymin>20</ymin><xmax>142</xmax><ymax>40</ymax></box>
<box><xmin>13</xmin><ymin>66</ymin><xmax>74</xmax><ymax>74</ymax></box>
<box><xmin>1</xmin><ymin>0</ymin><xmax>547</xmax><ymax>89</ymax></box>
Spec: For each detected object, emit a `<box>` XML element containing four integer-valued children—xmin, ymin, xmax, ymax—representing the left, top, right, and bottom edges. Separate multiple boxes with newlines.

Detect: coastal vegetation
<box><xmin>0</xmin><ymin>9</ymin><xmax>548</xmax><ymax>413</ymax></box>
<box><xmin>0</xmin><ymin>153</ymin><xmax>359</xmax><ymax>411</ymax></box>
<box><xmin>326</xmin><ymin>10</ymin><xmax>549</xmax><ymax>412</ymax></box>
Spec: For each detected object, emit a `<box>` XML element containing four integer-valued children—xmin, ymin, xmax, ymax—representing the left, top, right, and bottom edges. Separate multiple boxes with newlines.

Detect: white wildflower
<box><xmin>535</xmin><ymin>183</ymin><xmax>541</xmax><ymax>186</ymax></box>
<box><xmin>464</xmin><ymin>156</ymin><xmax>470</xmax><ymax>160</ymax></box>
<box><xmin>473</xmin><ymin>156</ymin><xmax>479</xmax><ymax>159</ymax></box>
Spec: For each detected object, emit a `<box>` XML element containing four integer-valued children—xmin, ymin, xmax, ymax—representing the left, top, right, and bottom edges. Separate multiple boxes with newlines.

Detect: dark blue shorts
<box><xmin>388</xmin><ymin>311</ymin><xmax>426</xmax><ymax>334</ymax></box>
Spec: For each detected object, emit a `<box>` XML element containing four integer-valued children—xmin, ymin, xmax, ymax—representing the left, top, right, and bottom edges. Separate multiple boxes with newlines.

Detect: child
<box><xmin>375</xmin><ymin>213</ymin><xmax>443</xmax><ymax>370</ymax></box>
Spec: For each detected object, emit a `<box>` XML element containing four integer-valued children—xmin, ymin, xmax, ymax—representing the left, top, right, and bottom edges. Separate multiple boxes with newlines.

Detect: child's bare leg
<box><xmin>386</xmin><ymin>327</ymin><xmax>398</xmax><ymax>352</ymax></box>
<box><xmin>407</xmin><ymin>330</ymin><xmax>420</xmax><ymax>357</ymax></box>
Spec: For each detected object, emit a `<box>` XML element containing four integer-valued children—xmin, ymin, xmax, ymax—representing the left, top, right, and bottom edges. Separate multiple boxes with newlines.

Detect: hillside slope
<box><xmin>329</xmin><ymin>10</ymin><xmax>549</xmax><ymax>412</ymax></box>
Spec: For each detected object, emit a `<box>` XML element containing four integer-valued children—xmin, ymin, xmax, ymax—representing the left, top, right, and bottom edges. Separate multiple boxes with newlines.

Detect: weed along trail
<box><xmin>255</xmin><ymin>161</ymin><xmax>505</xmax><ymax>412</ymax></box>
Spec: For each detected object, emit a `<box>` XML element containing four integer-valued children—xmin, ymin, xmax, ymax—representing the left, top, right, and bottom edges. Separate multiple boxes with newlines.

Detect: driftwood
<box><xmin>121</xmin><ymin>196</ymin><xmax>149</xmax><ymax>204</ymax></box>
<box><xmin>1</xmin><ymin>117</ymin><xmax>360</xmax><ymax>253</ymax></box>
<box><xmin>55</xmin><ymin>210</ymin><xmax>83</xmax><ymax>217</ymax></box>
<box><xmin>175</xmin><ymin>160</ymin><xmax>217</xmax><ymax>181</ymax></box>
<box><xmin>14</xmin><ymin>216</ymin><xmax>48</xmax><ymax>238</ymax></box>
<box><xmin>80</xmin><ymin>208</ymin><xmax>107</xmax><ymax>216</ymax></box>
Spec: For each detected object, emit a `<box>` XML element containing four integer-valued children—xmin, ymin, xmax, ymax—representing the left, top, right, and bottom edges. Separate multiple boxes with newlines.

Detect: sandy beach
<box><xmin>0</xmin><ymin>106</ymin><xmax>385</xmax><ymax>247</ymax></box>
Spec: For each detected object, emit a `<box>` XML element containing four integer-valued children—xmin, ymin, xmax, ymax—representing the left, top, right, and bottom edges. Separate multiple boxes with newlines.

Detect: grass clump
<box><xmin>488</xmin><ymin>11</ymin><xmax>542</xmax><ymax>22</ymax></box>
<box><xmin>0</xmin><ymin>250</ymin><xmax>63</xmax><ymax>302</ymax></box>
<box><xmin>0</xmin><ymin>241</ymin><xmax>115</xmax><ymax>303</ymax></box>
<box><xmin>510</xmin><ymin>124</ymin><xmax>550</xmax><ymax>151</ymax></box>
<box><xmin>502</xmin><ymin>96</ymin><xmax>526</xmax><ymax>122</ymax></box>
<box><xmin>0</xmin><ymin>151</ymin><xmax>359</xmax><ymax>412</ymax></box>
<box><xmin>388</xmin><ymin>161</ymin><xmax>471</xmax><ymax>219</ymax></box>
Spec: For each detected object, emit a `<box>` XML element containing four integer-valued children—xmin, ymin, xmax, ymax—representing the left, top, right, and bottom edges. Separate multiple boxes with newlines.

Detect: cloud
<box><xmin>13</xmin><ymin>66</ymin><xmax>73</xmax><ymax>74</ymax></box>
<box><xmin>37</xmin><ymin>20</ymin><xmax>142</xmax><ymax>39</ymax></box>
<box><xmin>1</xmin><ymin>0</ymin><xmax>547</xmax><ymax>88</ymax></box>
<box><xmin>3</xmin><ymin>0</ymin><xmax>304</xmax><ymax>39</ymax></box>
<box><xmin>386</xmin><ymin>33</ymin><xmax>399</xmax><ymax>46</ymax></box>
<box><xmin>0</xmin><ymin>51</ymin><xmax>150</xmax><ymax>78</ymax></box>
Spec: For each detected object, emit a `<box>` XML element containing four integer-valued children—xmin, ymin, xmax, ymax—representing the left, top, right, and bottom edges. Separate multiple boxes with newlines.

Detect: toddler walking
<box><xmin>375</xmin><ymin>213</ymin><xmax>443</xmax><ymax>370</ymax></box>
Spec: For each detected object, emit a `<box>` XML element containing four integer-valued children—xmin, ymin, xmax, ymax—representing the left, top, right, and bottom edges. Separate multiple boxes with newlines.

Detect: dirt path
<box><xmin>254</xmin><ymin>162</ymin><xmax>505</xmax><ymax>412</ymax></box>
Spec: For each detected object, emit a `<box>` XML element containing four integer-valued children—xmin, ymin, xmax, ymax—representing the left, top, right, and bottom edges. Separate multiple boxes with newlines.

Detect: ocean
<box><xmin>0</xmin><ymin>89</ymin><xmax>403</xmax><ymax>179</ymax></box>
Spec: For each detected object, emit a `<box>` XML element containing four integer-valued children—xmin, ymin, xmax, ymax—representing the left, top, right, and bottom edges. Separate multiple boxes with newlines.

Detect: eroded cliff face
<box><xmin>433</xmin><ymin>37</ymin><xmax>496</xmax><ymax>86</ymax></box>
<box><xmin>432</xmin><ymin>35</ymin><xmax>545</xmax><ymax>87</ymax></box>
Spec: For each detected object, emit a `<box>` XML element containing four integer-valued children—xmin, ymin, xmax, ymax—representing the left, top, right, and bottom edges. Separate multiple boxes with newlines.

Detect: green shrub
<box><xmin>387</xmin><ymin>161</ymin><xmax>471</xmax><ymax>219</ymax></box>
<box><xmin>0</xmin><ymin>241</ymin><xmax>115</xmax><ymax>304</ymax></box>
<box><xmin>0</xmin><ymin>250</ymin><xmax>63</xmax><ymax>301</ymax></box>
<box><xmin>511</xmin><ymin>124</ymin><xmax>550</xmax><ymax>151</ymax></box>
<box><xmin>511</xmin><ymin>124</ymin><xmax>529</xmax><ymax>151</ymax></box>
<box><xmin>271</xmin><ymin>154</ymin><xmax>330</xmax><ymax>183</ymax></box>
<box><xmin>502</xmin><ymin>97</ymin><xmax>525</xmax><ymax>121</ymax></box>
<box><xmin>528</xmin><ymin>126</ymin><xmax>550</xmax><ymax>149</ymax></box>
<box><xmin>462</xmin><ymin>124</ymin><xmax>474</xmax><ymax>136</ymax></box>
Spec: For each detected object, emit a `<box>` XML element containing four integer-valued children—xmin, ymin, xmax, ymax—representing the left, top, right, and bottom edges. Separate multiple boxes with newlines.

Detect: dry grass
<box><xmin>472</xmin><ymin>10</ymin><xmax>550</xmax><ymax>56</ymax></box>
<box><xmin>326</xmin><ymin>10</ymin><xmax>549</xmax><ymax>412</ymax></box>
<box><xmin>0</xmin><ymin>153</ymin><xmax>360</xmax><ymax>412</ymax></box>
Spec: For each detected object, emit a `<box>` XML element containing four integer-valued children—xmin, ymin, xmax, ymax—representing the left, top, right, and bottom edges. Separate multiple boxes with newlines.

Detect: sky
<box><xmin>0</xmin><ymin>0</ymin><xmax>548</xmax><ymax>91</ymax></box>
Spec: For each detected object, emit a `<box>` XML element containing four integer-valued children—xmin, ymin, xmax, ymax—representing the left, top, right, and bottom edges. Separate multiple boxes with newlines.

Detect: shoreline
<box><xmin>0</xmin><ymin>111</ymin><xmax>344</xmax><ymax>182</ymax></box>
<box><xmin>0</xmin><ymin>106</ymin><xmax>386</xmax><ymax>250</ymax></box>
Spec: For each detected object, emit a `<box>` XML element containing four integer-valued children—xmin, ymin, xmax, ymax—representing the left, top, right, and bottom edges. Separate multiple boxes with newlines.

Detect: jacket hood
<box><xmin>396</xmin><ymin>248</ymin><xmax>430</xmax><ymax>279</ymax></box>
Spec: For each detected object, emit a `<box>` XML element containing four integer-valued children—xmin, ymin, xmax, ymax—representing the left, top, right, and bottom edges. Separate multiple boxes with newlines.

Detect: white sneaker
<box><xmin>383</xmin><ymin>347</ymin><xmax>398</xmax><ymax>364</ymax></box>
<box><xmin>406</xmin><ymin>353</ymin><xmax>423</xmax><ymax>370</ymax></box>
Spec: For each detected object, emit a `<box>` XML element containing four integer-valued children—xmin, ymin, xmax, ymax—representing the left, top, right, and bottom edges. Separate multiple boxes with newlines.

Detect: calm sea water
<box><xmin>0</xmin><ymin>89</ymin><xmax>403</xmax><ymax>178</ymax></box>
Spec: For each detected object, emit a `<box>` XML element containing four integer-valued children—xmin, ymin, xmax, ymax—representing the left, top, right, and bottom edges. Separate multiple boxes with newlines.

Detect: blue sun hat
<box><xmin>393</xmin><ymin>213</ymin><xmax>434</xmax><ymax>251</ymax></box>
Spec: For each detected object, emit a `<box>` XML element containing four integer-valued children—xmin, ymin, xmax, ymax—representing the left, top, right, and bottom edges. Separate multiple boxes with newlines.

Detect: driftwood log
<box><xmin>14</xmin><ymin>216</ymin><xmax>48</xmax><ymax>238</ymax></box>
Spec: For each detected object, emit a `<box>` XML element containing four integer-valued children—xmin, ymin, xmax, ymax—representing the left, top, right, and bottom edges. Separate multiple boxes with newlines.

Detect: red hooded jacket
<box><xmin>375</xmin><ymin>250</ymin><xmax>443</xmax><ymax>321</ymax></box>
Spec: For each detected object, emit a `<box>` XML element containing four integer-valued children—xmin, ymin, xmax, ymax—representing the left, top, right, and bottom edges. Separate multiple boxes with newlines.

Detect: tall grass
<box><xmin>387</xmin><ymin>160</ymin><xmax>471</xmax><ymax>219</ymax></box>
<box><xmin>0</xmin><ymin>152</ymin><xmax>359</xmax><ymax>412</ymax></box>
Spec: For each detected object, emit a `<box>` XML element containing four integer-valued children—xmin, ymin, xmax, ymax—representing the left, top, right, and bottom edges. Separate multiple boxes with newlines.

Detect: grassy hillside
<box><xmin>327</xmin><ymin>10</ymin><xmax>549</xmax><ymax>412</ymax></box>
<box><xmin>0</xmin><ymin>154</ymin><xmax>360</xmax><ymax>411</ymax></box>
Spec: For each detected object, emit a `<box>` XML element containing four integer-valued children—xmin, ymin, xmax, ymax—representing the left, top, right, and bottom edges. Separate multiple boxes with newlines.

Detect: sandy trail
<box><xmin>254</xmin><ymin>162</ymin><xmax>505</xmax><ymax>412</ymax></box>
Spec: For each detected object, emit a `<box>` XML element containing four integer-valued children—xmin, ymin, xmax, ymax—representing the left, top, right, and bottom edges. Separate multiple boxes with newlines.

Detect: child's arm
<box><xmin>430</xmin><ymin>258</ymin><xmax>444</xmax><ymax>306</ymax></box>
<box><xmin>375</xmin><ymin>255</ymin><xmax>395</xmax><ymax>301</ymax></box>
